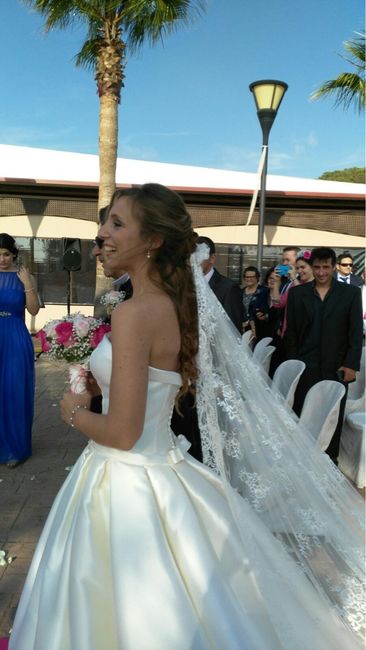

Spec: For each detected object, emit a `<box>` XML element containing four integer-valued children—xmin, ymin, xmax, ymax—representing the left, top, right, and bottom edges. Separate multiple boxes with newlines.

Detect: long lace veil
<box><xmin>191</xmin><ymin>244</ymin><xmax>365</xmax><ymax>643</ymax></box>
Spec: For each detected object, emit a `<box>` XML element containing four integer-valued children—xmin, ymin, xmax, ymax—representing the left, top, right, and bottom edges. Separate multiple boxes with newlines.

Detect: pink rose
<box><xmin>63</xmin><ymin>336</ymin><xmax>75</xmax><ymax>348</ymax></box>
<box><xmin>36</xmin><ymin>329</ymin><xmax>51</xmax><ymax>352</ymax></box>
<box><xmin>303</xmin><ymin>250</ymin><xmax>311</xmax><ymax>261</ymax></box>
<box><xmin>73</xmin><ymin>316</ymin><xmax>90</xmax><ymax>337</ymax></box>
<box><xmin>90</xmin><ymin>324</ymin><xmax>111</xmax><ymax>348</ymax></box>
<box><xmin>55</xmin><ymin>321</ymin><xmax>74</xmax><ymax>345</ymax></box>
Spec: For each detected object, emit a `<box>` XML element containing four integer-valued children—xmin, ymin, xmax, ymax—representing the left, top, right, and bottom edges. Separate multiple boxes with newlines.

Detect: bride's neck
<box><xmin>129</xmin><ymin>266</ymin><xmax>162</xmax><ymax>297</ymax></box>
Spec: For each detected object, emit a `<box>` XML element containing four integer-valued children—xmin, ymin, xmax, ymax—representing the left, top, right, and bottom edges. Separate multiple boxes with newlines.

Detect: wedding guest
<box><xmin>285</xmin><ymin>246</ymin><xmax>363</xmax><ymax>463</ymax></box>
<box><xmin>259</xmin><ymin>267</ymin><xmax>282</xmax><ymax>374</ymax></box>
<box><xmin>270</xmin><ymin>250</ymin><xmax>314</xmax><ymax>337</ymax></box>
<box><xmin>10</xmin><ymin>189</ymin><xmax>364</xmax><ymax>650</ymax></box>
<box><xmin>241</xmin><ymin>266</ymin><xmax>269</xmax><ymax>340</ymax></box>
<box><xmin>196</xmin><ymin>235</ymin><xmax>243</xmax><ymax>332</ymax></box>
<box><xmin>89</xmin><ymin>236</ymin><xmax>132</xmax><ymax>413</ymax></box>
<box><xmin>0</xmin><ymin>233</ymin><xmax>40</xmax><ymax>468</ymax></box>
<box><xmin>173</xmin><ymin>234</ymin><xmax>243</xmax><ymax>461</ymax></box>
<box><xmin>335</xmin><ymin>252</ymin><xmax>363</xmax><ymax>286</ymax></box>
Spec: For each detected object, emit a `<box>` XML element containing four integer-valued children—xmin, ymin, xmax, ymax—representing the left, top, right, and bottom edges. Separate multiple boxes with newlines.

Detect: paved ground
<box><xmin>0</xmin><ymin>356</ymin><xmax>86</xmax><ymax>637</ymax></box>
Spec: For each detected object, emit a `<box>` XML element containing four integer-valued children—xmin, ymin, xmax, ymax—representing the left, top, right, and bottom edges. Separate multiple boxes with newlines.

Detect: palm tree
<box><xmin>24</xmin><ymin>0</ymin><xmax>206</xmax><ymax>305</ymax></box>
<box><xmin>311</xmin><ymin>32</ymin><xmax>365</xmax><ymax>113</ymax></box>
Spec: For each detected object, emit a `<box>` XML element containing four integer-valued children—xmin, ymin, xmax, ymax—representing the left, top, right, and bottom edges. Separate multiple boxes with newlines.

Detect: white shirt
<box><xmin>112</xmin><ymin>273</ymin><xmax>130</xmax><ymax>287</ymax></box>
<box><xmin>204</xmin><ymin>267</ymin><xmax>215</xmax><ymax>283</ymax></box>
<box><xmin>336</xmin><ymin>273</ymin><xmax>350</xmax><ymax>284</ymax></box>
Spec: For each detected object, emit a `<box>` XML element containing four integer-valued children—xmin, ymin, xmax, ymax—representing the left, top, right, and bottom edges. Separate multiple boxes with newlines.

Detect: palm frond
<box><xmin>75</xmin><ymin>36</ymin><xmax>100</xmax><ymax>69</ymax></box>
<box><xmin>311</xmin><ymin>73</ymin><xmax>365</xmax><ymax>112</ymax></box>
<box><xmin>121</xmin><ymin>0</ymin><xmax>206</xmax><ymax>51</ymax></box>
<box><xmin>310</xmin><ymin>31</ymin><xmax>366</xmax><ymax>113</ymax></box>
<box><xmin>23</xmin><ymin>0</ymin><xmax>81</xmax><ymax>30</ymax></box>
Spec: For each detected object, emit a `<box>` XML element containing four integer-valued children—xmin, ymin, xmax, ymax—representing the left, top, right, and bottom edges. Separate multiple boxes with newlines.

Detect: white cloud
<box><xmin>119</xmin><ymin>141</ymin><xmax>160</xmax><ymax>161</ymax></box>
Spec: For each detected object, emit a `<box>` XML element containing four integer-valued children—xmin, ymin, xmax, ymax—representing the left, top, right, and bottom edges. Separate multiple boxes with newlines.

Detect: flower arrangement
<box><xmin>100</xmin><ymin>289</ymin><xmax>126</xmax><ymax>315</ymax></box>
<box><xmin>36</xmin><ymin>313</ymin><xmax>111</xmax><ymax>393</ymax></box>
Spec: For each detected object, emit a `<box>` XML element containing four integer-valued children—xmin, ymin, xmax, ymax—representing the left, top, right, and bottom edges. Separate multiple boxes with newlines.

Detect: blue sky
<box><xmin>0</xmin><ymin>0</ymin><xmax>364</xmax><ymax>179</ymax></box>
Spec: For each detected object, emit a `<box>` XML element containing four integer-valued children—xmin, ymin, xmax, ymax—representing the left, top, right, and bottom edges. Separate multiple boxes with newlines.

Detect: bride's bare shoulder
<box><xmin>112</xmin><ymin>292</ymin><xmax>176</xmax><ymax>326</ymax></box>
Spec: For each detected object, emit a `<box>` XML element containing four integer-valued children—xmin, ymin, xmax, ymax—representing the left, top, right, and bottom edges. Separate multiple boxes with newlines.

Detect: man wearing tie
<box><xmin>335</xmin><ymin>252</ymin><xmax>363</xmax><ymax>287</ymax></box>
<box><xmin>171</xmin><ymin>236</ymin><xmax>244</xmax><ymax>462</ymax></box>
<box><xmin>196</xmin><ymin>236</ymin><xmax>243</xmax><ymax>333</ymax></box>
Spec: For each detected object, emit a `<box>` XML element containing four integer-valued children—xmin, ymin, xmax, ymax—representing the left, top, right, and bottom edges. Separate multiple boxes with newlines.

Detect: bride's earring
<box><xmin>146</xmin><ymin>249</ymin><xmax>151</xmax><ymax>259</ymax></box>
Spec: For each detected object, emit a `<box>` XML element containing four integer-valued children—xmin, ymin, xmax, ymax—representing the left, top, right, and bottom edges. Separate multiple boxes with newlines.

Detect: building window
<box><xmin>15</xmin><ymin>237</ymin><xmax>96</xmax><ymax>305</ymax></box>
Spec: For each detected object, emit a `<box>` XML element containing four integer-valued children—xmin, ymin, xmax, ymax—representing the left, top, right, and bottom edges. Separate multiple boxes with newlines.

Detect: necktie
<box><xmin>340</xmin><ymin>277</ymin><xmax>348</xmax><ymax>283</ymax></box>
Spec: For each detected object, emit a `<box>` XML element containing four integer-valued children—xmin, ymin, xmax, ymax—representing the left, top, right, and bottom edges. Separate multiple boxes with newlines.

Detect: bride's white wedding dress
<box><xmin>9</xmin><ymin>335</ymin><xmax>361</xmax><ymax>650</ymax></box>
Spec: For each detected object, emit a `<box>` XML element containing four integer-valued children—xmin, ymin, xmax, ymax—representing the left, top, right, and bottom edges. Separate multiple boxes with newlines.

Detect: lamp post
<box><xmin>249</xmin><ymin>80</ymin><xmax>288</xmax><ymax>271</ymax></box>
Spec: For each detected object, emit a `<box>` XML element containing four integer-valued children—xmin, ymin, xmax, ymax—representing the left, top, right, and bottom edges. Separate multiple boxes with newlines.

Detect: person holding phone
<box><xmin>241</xmin><ymin>266</ymin><xmax>270</xmax><ymax>340</ymax></box>
<box><xmin>270</xmin><ymin>250</ymin><xmax>314</xmax><ymax>338</ymax></box>
<box><xmin>0</xmin><ymin>233</ymin><xmax>40</xmax><ymax>467</ymax></box>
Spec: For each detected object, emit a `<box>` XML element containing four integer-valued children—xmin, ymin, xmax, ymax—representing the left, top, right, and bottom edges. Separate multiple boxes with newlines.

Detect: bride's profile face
<box><xmin>98</xmin><ymin>196</ymin><xmax>148</xmax><ymax>274</ymax></box>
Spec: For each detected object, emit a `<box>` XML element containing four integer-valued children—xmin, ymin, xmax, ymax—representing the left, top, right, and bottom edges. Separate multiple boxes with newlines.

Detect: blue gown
<box><xmin>0</xmin><ymin>271</ymin><xmax>35</xmax><ymax>463</ymax></box>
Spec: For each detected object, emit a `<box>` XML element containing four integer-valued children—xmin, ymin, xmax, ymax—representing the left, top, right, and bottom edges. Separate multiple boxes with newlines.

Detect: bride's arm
<box><xmin>60</xmin><ymin>300</ymin><xmax>152</xmax><ymax>450</ymax></box>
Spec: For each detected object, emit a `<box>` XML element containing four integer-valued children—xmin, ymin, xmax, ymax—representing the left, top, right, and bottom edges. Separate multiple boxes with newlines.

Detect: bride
<box><xmin>10</xmin><ymin>184</ymin><xmax>364</xmax><ymax>649</ymax></box>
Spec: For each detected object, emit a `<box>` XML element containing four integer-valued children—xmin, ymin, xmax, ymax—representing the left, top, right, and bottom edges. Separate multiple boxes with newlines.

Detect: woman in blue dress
<box><xmin>0</xmin><ymin>233</ymin><xmax>40</xmax><ymax>467</ymax></box>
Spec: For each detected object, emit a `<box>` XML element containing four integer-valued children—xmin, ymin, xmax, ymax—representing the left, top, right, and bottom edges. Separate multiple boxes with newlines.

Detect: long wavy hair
<box><xmin>109</xmin><ymin>184</ymin><xmax>198</xmax><ymax>398</ymax></box>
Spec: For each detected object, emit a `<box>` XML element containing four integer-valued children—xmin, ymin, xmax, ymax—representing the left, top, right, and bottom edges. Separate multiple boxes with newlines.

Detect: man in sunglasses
<box><xmin>336</xmin><ymin>252</ymin><xmax>364</xmax><ymax>287</ymax></box>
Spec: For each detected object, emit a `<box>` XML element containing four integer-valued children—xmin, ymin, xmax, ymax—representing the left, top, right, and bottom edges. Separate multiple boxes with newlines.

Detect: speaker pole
<box><xmin>66</xmin><ymin>270</ymin><xmax>71</xmax><ymax>315</ymax></box>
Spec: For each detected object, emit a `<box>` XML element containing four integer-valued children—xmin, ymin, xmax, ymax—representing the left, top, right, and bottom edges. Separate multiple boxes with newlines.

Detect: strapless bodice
<box><xmin>89</xmin><ymin>335</ymin><xmax>182</xmax><ymax>456</ymax></box>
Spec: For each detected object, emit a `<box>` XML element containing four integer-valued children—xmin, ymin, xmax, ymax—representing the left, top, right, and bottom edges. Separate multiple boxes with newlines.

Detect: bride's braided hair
<box><xmin>110</xmin><ymin>184</ymin><xmax>198</xmax><ymax>398</ymax></box>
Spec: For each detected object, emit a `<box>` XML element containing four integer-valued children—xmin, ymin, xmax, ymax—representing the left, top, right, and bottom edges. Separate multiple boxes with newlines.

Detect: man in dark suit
<box><xmin>171</xmin><ymin>236</ymin><xmax>244</xmax><ymax>462</ymax></box>
<box><xmin>89</xmin><ymin>237</ymin><xmax>132</xmax><ymax>413</ymax></box>
<box><xmin>196</xmin><ymin>236</ymin><xmax>243</xmax><ymax>333</ymax></box>
<box><xmin>284</xmin><ymin>246</ymin><xmax>363</xmax><ymax>463</ymax></box>
<box><xmin>335</xmin><ymin>252</ymin><xmax>364</xmax><ymax>287</ymax></box>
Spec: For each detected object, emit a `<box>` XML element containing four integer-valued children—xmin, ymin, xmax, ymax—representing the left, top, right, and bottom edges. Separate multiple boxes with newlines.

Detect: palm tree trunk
<box><xmin>94</xmin><ymin>93</ymin><xmax>119</xmax><ymax>315</ymax></box>
<box><xmin>98</xmin><ymin>93</ymin><xmax>119</xmax><ymax>211</ymax></box>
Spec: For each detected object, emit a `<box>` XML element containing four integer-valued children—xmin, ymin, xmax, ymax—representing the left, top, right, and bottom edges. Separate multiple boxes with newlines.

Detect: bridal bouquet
<box><xmin>100</xmin><ymin>289</ymin><xmax>126</xmax><ymax>316</ymax></box>
<box><xmin>36</xmin><ymin>313</ymin><xmax>111</xmax><ymax>393</ymax></box>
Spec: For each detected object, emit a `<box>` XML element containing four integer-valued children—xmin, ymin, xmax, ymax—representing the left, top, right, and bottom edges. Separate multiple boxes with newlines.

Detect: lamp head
<box><xmin>249</xmin><ymin>80</ymin><xmax>288</xmax><ymax>143</ymax></box>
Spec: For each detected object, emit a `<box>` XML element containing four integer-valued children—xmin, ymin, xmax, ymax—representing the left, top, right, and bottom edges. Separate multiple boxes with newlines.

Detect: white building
<box><xmin>0</xmin><ymin>144</ymin><xmax>364</xmax><ymax>330</ymax></box>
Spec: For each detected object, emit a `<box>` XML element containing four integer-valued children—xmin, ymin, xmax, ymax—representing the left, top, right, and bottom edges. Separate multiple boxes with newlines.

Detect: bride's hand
<box><xmin>60</xmin><ymin>392</ymin><xmax>91</xmax><ymax>425</ymax></box>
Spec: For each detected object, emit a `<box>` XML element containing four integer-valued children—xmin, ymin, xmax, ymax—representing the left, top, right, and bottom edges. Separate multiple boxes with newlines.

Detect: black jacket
<box><xmin>284</xmin><ymin>279</ymin><xmax>363</xmax><ymax>376</ymax></box>
<box><xmin>209</xmin><ymin>269</ymin><xmax>243</xmax><ymax>333</ymax></box>
<box><xmin>335</xmin><ymin>273</ymin><xmax>364</xmax><ymax>287</ymax></box>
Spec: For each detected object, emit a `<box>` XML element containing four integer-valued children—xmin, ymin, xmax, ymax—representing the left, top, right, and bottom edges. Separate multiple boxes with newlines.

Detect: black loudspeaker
<box><xmin>62</xmin><ymin>238</ymin><xmax>82</xmax><ymax>272</ymax></box>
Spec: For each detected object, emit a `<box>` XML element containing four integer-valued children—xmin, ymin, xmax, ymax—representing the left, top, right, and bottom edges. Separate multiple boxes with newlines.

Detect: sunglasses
<box><xmin>339</xmin><ymin>263</ymin><xmax>353</xmax><ymax>267</ymax></box>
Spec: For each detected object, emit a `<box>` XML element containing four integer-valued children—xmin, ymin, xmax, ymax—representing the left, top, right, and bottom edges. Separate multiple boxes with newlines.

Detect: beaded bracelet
<box><xmin>69</xmin><ymin>404</ymin><xmax>88</xmax><ymax>429</ymax></box>
<box><xmin>24</xmin><ymin>288</ymin><xmax>34</xmax><ymax>293</ymax></box>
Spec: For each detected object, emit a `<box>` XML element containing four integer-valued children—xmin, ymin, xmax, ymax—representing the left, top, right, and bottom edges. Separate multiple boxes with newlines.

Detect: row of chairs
<box><xmin>243</xmin><ymin>333</ymin><xmax>349</xmax><ymax>452</ymax></box>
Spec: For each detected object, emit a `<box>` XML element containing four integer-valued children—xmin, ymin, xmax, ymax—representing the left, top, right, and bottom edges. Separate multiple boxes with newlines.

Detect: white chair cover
<box><xmin>339</xmin><ymin>411</ymin><xmax>366</xmax><ymax>488</ymax></box>
<box><xmin>272</xmin><ymin>359</ymin><xmax>306</xmax><ymax>410</ymax></box>
<box><xmin>299</xmin><ymin>380</ymin><xmax>346</xmax><ymax>451</ymax></box>
<box><xmin>346</xmin><ymin>347</ymin><xmax>365</xmax><ymax>415</ymax></box>
<box><xmin>257</xmin><ymin>345</ymin><xmax>276</xmax><ymax>374</ymax></box>
<box><xmin>241</xmin><ymin>329</ymin><xmax>254</xmax><ymax>349</ymax></box>
<box><xmin>252</xmin><ymin>336</ymin><xmax>273</xmax><ymax>358</ymax></box>
<box><xmin>347</xmin><ymin>347</ymin><xmax>365</xmax><ymax>401</ymax></box>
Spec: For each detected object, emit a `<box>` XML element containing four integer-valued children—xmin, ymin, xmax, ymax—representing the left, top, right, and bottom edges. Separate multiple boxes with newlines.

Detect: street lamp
<box><xmin>249</xmin><ymin>79</ymin><xmax>288</xmax><ymax>270</ymax></box>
